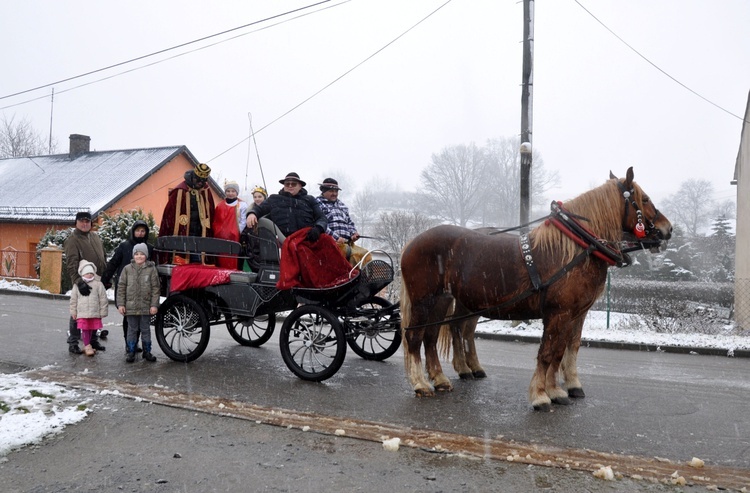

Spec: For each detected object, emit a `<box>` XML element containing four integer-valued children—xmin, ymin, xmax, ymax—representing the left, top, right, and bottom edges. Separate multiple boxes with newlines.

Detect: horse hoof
<box><xmin>551</xmin><ymin>396</ymin><xmax>572</xmax><ymax>406</ymax></box>
<box><xmin>533</xmin><ymin>403</ymin><xmax>552</xmax><ymax>412</ymax></box>
<box><xmin>415</xmin><ymin>388</ymin><xmax>435</xmax><ymax>398</ymax></box>
<box><xmin>458</xmin><ymin>372</ymin><xmax>474</xmax><ymax>380</ymax></box>
<box><xmin>567</xmin><ymin>387</ymin><xmax>586</xmax><ymax>399</ymax></box>
<box><xmin>472</xmin><ymin>370</ymin><xmax>487</xmax><ymax>379</ymax></box>
<box><xmin>434</xmin><ymin>383</ymin><xmax>453</xmax><ymax>392</ymax></box>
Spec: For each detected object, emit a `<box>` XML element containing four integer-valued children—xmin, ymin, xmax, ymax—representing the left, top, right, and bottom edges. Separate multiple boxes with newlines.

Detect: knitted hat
<box><xmin>252</xmin><ymin>186</ymin><xmax>267</xmax><ymax>198</ymax></box>
<box><xmin>133</xmin><ymin>243</ymin><xmax>149</xmax><ymax>258</ymax></box>
<box><xmin>279</xmin><ymin>172</ymin><xmax>306</xmax><ymax>187</ymax></box>
<box><xmin>78</xmin><ymin>260</ymin><xmax>97</xmax><ymax>277</ymax></box>
<box><xmin>224</xmin><ymin>181</ymin><xmax>240</xmax><ymax>193</ymax></box>
<box><xmin>319</xmin><ymin>178</ymin><xmax>341</xmax><ymax>192</ymax></box>
<box><xmin>194</xmin><ymin>163</ymin><xmax>211</xmax><ymax>179</ymax></box>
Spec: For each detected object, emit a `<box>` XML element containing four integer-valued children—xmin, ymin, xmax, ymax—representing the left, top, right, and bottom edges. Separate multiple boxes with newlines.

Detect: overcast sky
<box><xmin>2</xmin><ymin>0</ymin><xmax>748</xmax><ymax>211</ymax></box>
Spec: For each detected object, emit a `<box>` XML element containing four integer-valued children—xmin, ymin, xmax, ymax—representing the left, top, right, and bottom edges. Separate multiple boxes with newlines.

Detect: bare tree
<box><xmin>0</xmin><ymin>114</ymin><xmax>54</xmax><ymax>158</ymax></box>
<box><xmin>416</xmin><ymin>143</ymin><xmax>493</xmax><ymax>227</ymax></box>
<box><xmin>350</xmin><ymin>187</ymin><xmax>378</xmax><ymax>240</ymax></box>
<box><xmin>482</xmin><ymin>136</ymin><xmax>558</xmax><ymax>227</ymax></box>
<box><xmin>662</xmin><ymin>179</ymin><xmax>715</xmax><ymax>236</ymax></box>
<box><xmin>373</xmin><ymin>210</ymin><xmax>436</xmax><ymax>263</ymax></box>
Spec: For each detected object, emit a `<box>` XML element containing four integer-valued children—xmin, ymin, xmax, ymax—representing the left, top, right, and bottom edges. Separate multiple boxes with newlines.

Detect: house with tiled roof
<box><xmin>733</xmin><ymin>91</ymin><xmax>750</xmax><ymax>329</ymax></box>
<box><xmin>0</xmin><ymin>134</ymin><xmax>222</xmax><ymax>278</ymax></box>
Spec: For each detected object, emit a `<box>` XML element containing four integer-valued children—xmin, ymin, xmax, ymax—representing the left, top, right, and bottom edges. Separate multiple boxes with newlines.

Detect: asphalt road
<box><xmin>1</xmin><ymin>291</ymin><xmax>748</xmax><ymax>492</ymax></box>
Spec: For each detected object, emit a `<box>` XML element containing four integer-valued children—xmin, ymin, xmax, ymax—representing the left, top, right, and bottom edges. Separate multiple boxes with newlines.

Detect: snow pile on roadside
<box><xmin>0</xmin><ymin>372</ymin><xmax>89</xmax><ymax>456</ymax></box>
<box><xmin>477</xmin><ymin>313</ymin><xmax>750</xmax><ymax>351</ymax></box>
<box><xmin>0</xmin><ymin>280</ymin><xmax>47</xmax><ymax>293</ymax></box>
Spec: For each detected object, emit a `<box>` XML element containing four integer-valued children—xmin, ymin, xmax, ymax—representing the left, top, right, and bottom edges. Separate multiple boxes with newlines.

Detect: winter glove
<box><xmin>103</xmin><ymin>281</ymin><xmax>112</xmax><ymax>290</ymax></box>
<box><xmin>306</xmin><ymin>225</ymin><xmax>323</xmax><ymax>243</ymax></box>
<box><xmin>77</xmin><ymin>280</ymin><xmax>91</xmax><ymax>296</ymax></box>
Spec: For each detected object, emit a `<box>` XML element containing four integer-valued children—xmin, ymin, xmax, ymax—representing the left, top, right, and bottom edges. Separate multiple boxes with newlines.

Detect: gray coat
<box><xmin>116</xmin><ymin>260</ymin><xmax>160</xmax><ymax>315</ymax></box>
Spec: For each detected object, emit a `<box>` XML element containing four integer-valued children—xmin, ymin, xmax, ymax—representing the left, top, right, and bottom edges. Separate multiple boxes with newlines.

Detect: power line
<box><xmin>573</xmin><ymin>0</ymin><xmax>749</xmax><ymax>124</ymax></box>
<box><xmin>208</xmin><ymin>0</ymin><xmax>455</xmax><ymax>163</ymax></box>
<box><xmin>0</xmin><ymin>1</ymin><xmax>350</xmax><ymax>112</ymax></box>
<box><xmin>0</xmin><ymin>0</ymin><xmax>334</xmax><ymax>102</ymax></box>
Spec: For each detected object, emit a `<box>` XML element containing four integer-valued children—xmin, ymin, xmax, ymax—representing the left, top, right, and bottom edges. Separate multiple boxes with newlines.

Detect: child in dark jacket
<box><xmin>117</xmin><ymin>243</ymin><xmax>161</xmax><ymax>363</ymax></box>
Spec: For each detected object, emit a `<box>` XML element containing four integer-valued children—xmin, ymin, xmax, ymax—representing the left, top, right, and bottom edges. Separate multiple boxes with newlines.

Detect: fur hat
<box><xmin>194</xmin><ymin>163</ymin><xmax>211</xmax><ymax>179</ymax></box>
<box><xmin>279</xmin><ymin>172</ymin><xmax>306</xmax><ymax>187</ymax></box>
<box><xmin>133</xmin><ymin>243</ymin><xmax>149</xmax><ymax>258</ymax></box>
<box><xmin>319</xmin><ymin>178</ymin><xmax>341</xmax><ymax>192</ymax></box>
<box><xmin>224</xmin><ymin>181</ymin><xmax>240</xmax><ymax>193</ymax></box>
<box><xmin>75</xmin><ymin>211</ymin><xmax>92</xmax><ymax>222</ymax></box>
<box><xmin>252</xmin><ymin>186</ymin><xmax>268</xmax><ymax>198</ymax></box>
<box><xmin>78</xmin><ymin>260</ymin><xmax>97</xmax><ymax>277</ymax></box>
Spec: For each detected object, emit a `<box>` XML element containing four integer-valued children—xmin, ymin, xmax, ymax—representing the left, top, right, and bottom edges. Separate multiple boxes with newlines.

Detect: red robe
<box><xmin>213</xmin><ymin>199</ymin><xmax>245</xmax><ymax>269</ymax></box>
<box><xmin>159</xmin><ymin>181</ymin><xmax>215</xmax><ymax>263</ymax></box>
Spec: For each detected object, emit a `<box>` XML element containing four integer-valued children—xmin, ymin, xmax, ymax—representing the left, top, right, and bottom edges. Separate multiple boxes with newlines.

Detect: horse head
<box><xmin>611</xmin><ymin>167</ymin><xmax>672</xmax><ymax>252</ymax></box>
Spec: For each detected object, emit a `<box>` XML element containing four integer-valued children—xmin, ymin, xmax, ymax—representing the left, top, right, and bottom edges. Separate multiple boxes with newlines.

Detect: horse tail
<box><xmin>437</xmin><ymin>302</ymin><xmax>455</xmax><ymax>361</ymax></box>
<box><xmin>399</xmin><ymin>276</ymin><xmax>412</xmax><ymax>339</ymax></box>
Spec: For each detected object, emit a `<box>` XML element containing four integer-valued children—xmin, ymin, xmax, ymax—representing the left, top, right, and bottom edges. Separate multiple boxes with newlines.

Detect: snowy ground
<box><xmin>1</xmin><ymin>278</ymin><xmax>748</xmax><ymax>457</ymax></box>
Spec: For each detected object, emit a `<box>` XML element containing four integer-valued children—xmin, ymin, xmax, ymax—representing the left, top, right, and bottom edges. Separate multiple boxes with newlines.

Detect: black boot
<box><xmin>126</xmin><ymin>352</ymin><xmax>136</xmax><ymax>363</ymax></box>
<box><xmin>90</xmin><ymin>340</ymin><xmax>106</xmax><ymax>351</ymax></box>
<box><xmin>69</xmin><ymin>344</ymin><xmax>83</xmax><ymax>355</ymax></box>
<box><xmin>142</xmin><ymin>342</ymin><xmax>157</xmax><ymax>362</ymax></box>
<box><xmin>126</xmin><ymin>341</ymin><xmax>136</xmax><ymax>363</ymax></box>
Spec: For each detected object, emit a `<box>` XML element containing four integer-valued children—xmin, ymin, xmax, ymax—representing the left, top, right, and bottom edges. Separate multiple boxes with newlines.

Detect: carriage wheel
<box><xmin>279</xmin><ymin>305</ymin><xmax>346</xmax><ymax>382</ymax></box>
<box><xmin>226</xmin><ymin>312</ymin><xmax>276</xmax><ymax>347</ymax></box>
<box><xmin>346</xmin><ymin>296</ymin><xmax>402</xmax><ymax>361</ymax></box>
<box><xmin>155</xmin><ymin>294</ymin><xmax>210</xmax><ymax>362</ymax></box>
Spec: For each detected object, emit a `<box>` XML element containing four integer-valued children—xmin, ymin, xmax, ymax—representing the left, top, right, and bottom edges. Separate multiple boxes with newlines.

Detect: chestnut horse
<box><xmin>400</xmin><ymin>168</ymin><xmax>672</xmax><ymax>411</ymax></box>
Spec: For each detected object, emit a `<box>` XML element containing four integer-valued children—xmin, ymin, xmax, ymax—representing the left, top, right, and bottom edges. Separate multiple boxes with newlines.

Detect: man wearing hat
<box><xmin>245</xmin><ymin>172</ymin><xmax>327</xmax><ymax>241</ymax></box>
<box><xmin>316</xmin><ymin>178</ymin><xmax>369</xmax><ymax>266</ymax></box>
<box><xmin>64</xmin><ymin>210</ymin><xmax>108</xmax><ymax>354</ymax></box>
<box><xmin>159</xmin><ymin>163</ymin><xmax>216</xmax><ymax>261</ymax></box>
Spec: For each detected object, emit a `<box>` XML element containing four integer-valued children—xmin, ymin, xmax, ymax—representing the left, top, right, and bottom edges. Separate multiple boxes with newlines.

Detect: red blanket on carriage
<box><xmin>277</xmin><ymin>228</ymin><xmax>356</xmax><ymax>290</ymax></box>
<box><xmin>170</xmin><ymin>264</ymin><xmax>234</xmax><ymax>292</ymax></box>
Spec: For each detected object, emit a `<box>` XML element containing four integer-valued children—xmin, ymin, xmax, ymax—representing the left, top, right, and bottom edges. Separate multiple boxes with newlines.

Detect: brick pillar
<box><xmin>39</xmin><ymin>246</ymin><xmax>63</xmax><ymax>294</ymax></box>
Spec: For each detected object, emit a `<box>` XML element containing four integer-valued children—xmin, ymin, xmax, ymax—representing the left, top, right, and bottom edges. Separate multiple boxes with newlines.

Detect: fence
<box><xmin>1</xmin><ymin>248</ymin><xmax>39</xmax><ymax>280</ymax></box>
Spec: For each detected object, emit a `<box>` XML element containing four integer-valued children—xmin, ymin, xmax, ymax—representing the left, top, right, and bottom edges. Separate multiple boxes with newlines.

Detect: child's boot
<box><xmin>125</xmin><ymin>341</ymin><xmax>136</xmax><ymax>363</ymax></box>
<box><xmin>142</xmin><ymin>342</ymin><xmax>157</xmax><ymax>362</ymax></box>
<box><xmin>83</xmin><ymin>344</ymin><xmax>96</xmax><ymax>357</ymax></box>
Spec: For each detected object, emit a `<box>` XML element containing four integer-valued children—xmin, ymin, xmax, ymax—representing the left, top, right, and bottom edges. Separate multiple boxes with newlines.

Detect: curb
<box><xmin>473</xmin><ymin>332</ymin><xmax>750</xmax><ymax>358</ymax></box>
<box><xmin>0</xmin><ymin>287</ymin><xmax>117</xmax><ymax>304</ymax></box>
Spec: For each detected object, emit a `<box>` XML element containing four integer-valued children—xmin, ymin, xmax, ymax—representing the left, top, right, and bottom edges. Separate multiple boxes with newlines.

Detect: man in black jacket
<box><xmin>245</xmin><ymin>172</ymin><xmax>327</xmax><ymax>241</ymax></box>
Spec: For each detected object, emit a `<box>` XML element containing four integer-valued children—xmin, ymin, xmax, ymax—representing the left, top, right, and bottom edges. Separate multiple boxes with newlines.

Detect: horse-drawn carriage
<box><xmin>152</xmin><ymin>218</ymin><xmax>401</xmax><ymax>381</ymax></box>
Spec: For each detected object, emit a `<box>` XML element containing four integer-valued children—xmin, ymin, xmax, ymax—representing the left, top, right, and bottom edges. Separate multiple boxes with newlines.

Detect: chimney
<box><xmin>69</xmin><ymin>134</ymin><xmax>91</xmax><ymax>159</ymax></box>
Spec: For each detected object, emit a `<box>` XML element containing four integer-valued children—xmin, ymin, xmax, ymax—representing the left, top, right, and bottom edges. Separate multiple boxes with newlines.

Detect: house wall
<box><xmin>735</xmin><ymin>107</ymin><xmax>750</xmax><ymax>328</ymax></box>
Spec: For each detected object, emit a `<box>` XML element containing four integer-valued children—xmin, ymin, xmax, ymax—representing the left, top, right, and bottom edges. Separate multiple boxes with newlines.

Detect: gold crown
<box><xmin>252</xmin><ymin>186</ymin><xmax>267</xmax><ymax>197</ymax></box>
<box><xmin>194</xmin><ymin>163</ymin><xmax>211</xmax><ymax>179</ymax></box>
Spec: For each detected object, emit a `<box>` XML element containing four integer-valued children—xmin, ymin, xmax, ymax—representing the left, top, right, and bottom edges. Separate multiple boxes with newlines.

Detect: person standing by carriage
<box><xmin>245</xmin><ymin>172</ymin><xmax>327</xmax><ymax>242</ymax></box>
<box><xmin>213</xmin><ymin>180</ymin><xmax>248</xmax><ymax>269</ymax></box>
<box><xmin>64</xmin><ymin>211</ymin><xmax>108</xmax><ymax>354</ymax></box>
<box><xmin>159</xmin><ymin>163</ymin><xmax>215</xmax><ymax>263</ymax></box>
<box><xmin>315</xmin><ymin>178</ymin><xmax>369</xmax><ymax>266</ymax></box>
<box><xmin>101</xmin><ymin>220</ymin><xmax>155</xmax><ymax>353</ymax></box>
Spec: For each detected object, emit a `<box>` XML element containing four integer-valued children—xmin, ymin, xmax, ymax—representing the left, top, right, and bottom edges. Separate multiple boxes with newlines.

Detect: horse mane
<box><xmin>531</xmin><ymin>178</ymin><xmax>643</xmax><ymax>265</ymax></box>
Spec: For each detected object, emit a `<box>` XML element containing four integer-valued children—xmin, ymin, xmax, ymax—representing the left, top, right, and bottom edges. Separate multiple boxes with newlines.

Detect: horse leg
<box><xmin>403</xmin><ymin>327</ymin><xmax>433</xmax><ymax>397</ymax></box>
<box><xmin>425</xmin><ymin>318</ymin><xmax>453</xmax><ymax>392</ymax></box>
<box><xmin>561</xmin><ymin>316</ymin><xmax>585</xmax><ymax>398</ymax></box>
<box><xmin>461</xmin><ymin>317</ymin><xmax>486</xmax><ymax>378</ymax></box>
<box><xmin>449</xmin><ymin>322</ymin><xmax>475</xmax><ymax>379</ymax></box>
<box><xmin>530</xmin><ymin>315</ymin><xmax>573</xmax><ymax>411</ymax></box>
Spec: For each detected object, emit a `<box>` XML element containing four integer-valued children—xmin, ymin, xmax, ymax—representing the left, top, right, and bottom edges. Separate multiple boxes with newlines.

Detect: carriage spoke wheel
<box><xmin>155</xmin><ymin>294</ymin><xmax>210</xmax><ymax>362</ymax></box>
<box><xmin>279</xmin><ymin>305</ymin><xmax>346</xmax><ymax>382</ymax></box>
<box><xmin>346</xmin><ymin>296</ymin><xmax>402</xmax><ymax>361</ymax></box>
<box><xmin>226</xmin><ymin>312</ymin><xmax>276</xmax><ymax>347</ymax></box>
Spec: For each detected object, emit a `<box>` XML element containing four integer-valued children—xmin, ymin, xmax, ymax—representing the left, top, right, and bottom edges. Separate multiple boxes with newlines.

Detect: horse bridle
<box><xmin>615</xmin><ymin>179</ymin><xmax>661</xmax><ymax>240</ymax></box>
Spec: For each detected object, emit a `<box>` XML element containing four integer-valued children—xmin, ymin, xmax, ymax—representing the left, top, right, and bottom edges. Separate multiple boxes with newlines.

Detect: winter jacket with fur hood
<box><xmin>101</xmin><ymin>220</ymin><xmax>155</xmax><ymax>289</ymax></box>
<box><xmin>69</xmin><ymin>260</ymin><xmax>109</xmax><ymax>320</ymax></box>
<box><xmin>116</xmin><ymin>259</ymin><xmax>160</xmax><ymax>315</ymax></box>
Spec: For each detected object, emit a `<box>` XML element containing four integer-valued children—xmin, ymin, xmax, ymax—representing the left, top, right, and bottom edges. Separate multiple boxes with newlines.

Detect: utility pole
<box><xmin>519</xmin><ymin>0</ymin><xmax>534</xmax><ymax>228</ymax></box>
<box><xmin>48</xmin><ymin>88</ymin><xmax>55</xmax><ymax>154</ymax></box>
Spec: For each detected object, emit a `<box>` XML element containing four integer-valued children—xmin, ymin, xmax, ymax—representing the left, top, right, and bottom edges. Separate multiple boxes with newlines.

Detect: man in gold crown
<box><xmin>159</xmin><ymin>164</ymin><xmax>215</xmax><ymax>260</ymax></box>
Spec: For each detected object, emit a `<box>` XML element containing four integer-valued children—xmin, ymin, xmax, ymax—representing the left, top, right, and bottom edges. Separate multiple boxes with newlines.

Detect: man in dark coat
<box><xmin>64</xmin><ymin>211</ymin><xmax>108</xmax><ymax>354</ymax></box>
<box><xmin>245</xmin><ymin>172</ymin><xmax>327</xmax><ymax>240</ymax></box>
<box><xmin>101</xmin><ymin>220</ymin><xmax>155</xmax><ymax>352</ymax></box>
